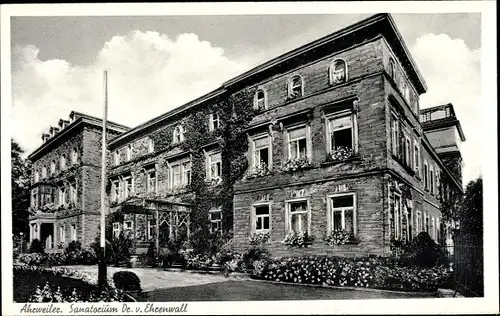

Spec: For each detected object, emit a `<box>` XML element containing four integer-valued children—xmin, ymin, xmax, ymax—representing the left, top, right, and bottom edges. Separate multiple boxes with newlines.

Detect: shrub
<box><xmin>29</xmin><ymin>239</ymin><xmax>44</xmax><ymax>254</ymax></box>
<box><xmin>29</xmin><ymin>282</ymin><xmax>124</xmax><ymax>302</ymax></box>
<box><xmin>324</xmin><ymin>230</ymin><xmax>352</xmax><ymax>246</ymax></box>
<box><xmin>242</xmin><ymin>246</ymin><xmax>270</xmax><ymax>268</ymax></box>
<box><xmin>112</xmin><ymin>271</ymin><xmax>141</xmax><ymax>292</ymax></box>
<box><xmin>90</xmin><ymin>233</ymin><xmax>132</xmax><ymax>266</ymax></box>
<box><xmin>401</xmin><ymin>232</ymin><xmax>447</xmax><ymax>268</ymax></box>
<box><xmin>249</xmin><ymin>232</ymin><xmax>270</xmax><ymax>245</ymax></box>
<box><xmin>182</xmin><ymin>250</ymin><xmax>214</xmax><ymax>270</ymax></box>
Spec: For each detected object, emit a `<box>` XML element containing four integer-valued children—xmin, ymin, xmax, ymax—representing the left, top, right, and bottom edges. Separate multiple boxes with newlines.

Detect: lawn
<box><xmin>138</xmin><ymin>280</ymin><xmax>437</xmax><ymax>301</ymax></box>
<box><xmin>13</xmin><ymin>268</ymin><xmax>98</xmax><ymax>303</ymax></box>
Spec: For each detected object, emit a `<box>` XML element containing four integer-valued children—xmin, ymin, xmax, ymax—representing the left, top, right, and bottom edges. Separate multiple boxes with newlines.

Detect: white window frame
<box><xmin>391</xmin><ymin>113</ymin><xmax>399</xmax><ymax>156</ymax></box>
<box><xmin>147</xmin><ymin>220</ymin><xmax>155</xmax><ymax>240</ymax></box>
<box><xmin>69</xmin><ymin>182</ymin><xmax>77</xmax><ymax>204</ymax></box>
<box><xmin>148</xmin><ymin>138</ymin><xmax>155</xmax><ymax>154</ymax></box>
<box><xmin>42</xmin><ymin>166</ymin><xmax>47</xmax><ymax>179</ymax></box>
<box><xmin>329</xmin><ymin>59</ymin><xmax>348</xmax><ymax>85</ymax></box>
<box><xmin>414</xmin><ymin>138</ymin><xmax>421</xmax><ymax>176</ymax></box>
<box><xmin>34</xmin><ymin>171</ymin><xmax>39</xmax><ymax>183</ymax></box>
<box><xmin>60</xmin><ymin>155</ymin><xmax>66</xmax><ymax>171</ymax></box>
<box><xmin>206</xmin><ymin>151</ymin><xmax>222</xmax><ymax>181</ymax></box>
<box><xmin>111</xmin><ymin>179</ymin><xmax>120</xmax><ymax>202</ymax></box>
<box><xmin>430</xmin><ymin>165</ymin><xmax>435</xmax><ymax>194</ymax></box>
<box><xmin>208</xmin><ymin>113</ymin><xmax>220</xmax><ymax>132</ymax></box>
<box><xmin>114</xmin><ymin>151</ymin><xmax>120</xmax><ymax>166</ymax></box>
<box><xmin>416</xmin><ymin>211</ymin><xmax>422</xmax><ymax>233</ymax></box>
<box><xmin>251</xmin><ymin>202</ymin><xmax>272</xmax><ymax>233</ymax></box>
<box><xmin>146</xmin><ymin>168</ymin><xmax>157</xmax><ymax>193</ymax></box>
<box><xmin>173</xmin><ymin>125</ymin><xmax>185</xmax><ymax>144</ymax></box>
<box><xmin>424</xmin><ymin>160</ymin><xmax>429</xmax><ymax>190</ymax></box>
<box><xmin>169</xmin><ymin>159</ymin><xmax>191</xmax><ymax>189</ymax></box>
<box><xmin>59</xmin><ymin>225</ymin><xmax>66</xmax><ymax>243</ymax></box>
<box><xmin>124</xmin><ymin>220</ymin><xmax>133</xmax><ymax>230</ymax></box>
<box><xmin>250</xmin><ymin>133</ymin><xmax>273</xmax><ymax>171</ymax></box>
<box><xmin>209</xmin><ymin>207</ymin><xmax>222</xmax><ymax>233</ymax></box>
<box><xmin>288</xmin><ymin>75</ymin><xmax>304</xmax><ymax>98</ymax></box>
<box><xmin>393</xmin><ymin>193</ymin><xmax>402</xmax><ymax>240</ymax></box>
<box><xmin>72</xmin><ymin>149</ymin><xmax>78</xmax><ymax>165</ymax></box>
<box><xmin>123</xmin><ymin>175</ymin><xmax>134</xmax><ymax>198</ymax></box>
<box><xmin>70</xmin><ymin>224</ymin><xmax>77</xmax><ymax>241</ymax></box>
<box><xmin>50</xmin><ymin>160</ymin><xmax>56</xmax><ymax>174</ymax></box>
<box><xmin>112</xmin><ymin>222</ymin><xmax>121</xmax><ymax>238</ymax></box>
<box><xmin>325</xmin><ymin>110</ymin><xmax>358</xmax><ymax>155</ymax></box>
<box><xmin>254</xmin><ymin>88</ymin><xmax>267</xmax><ymax>111</ymax></box>
<box><xmin>126</xmin><ymin>145</ymin><xmax>132</xmax><ymax>162</ymax></box>
<box><xmin>285</xmin><ymin>124</ymin><xmax>312</xmax><ymax>161</ymax></box>
<box><xmin>327</xmin><ymin>192</ymin><xmax>357</xmax><ymax>236</ymax></box>
<box><xmin>388</xmin><ymin>58</ymin><xmax>396</xmax><ymax>79</ymax></box>
<box><xmin>59</xmin><ymin>186</ymin><xmax>66</xmax><ymax>207</ymax></box>
<box><xmin>285</xmin><ymin>198</ymin><xmax>311</xmax><ymax>235</ymax></box>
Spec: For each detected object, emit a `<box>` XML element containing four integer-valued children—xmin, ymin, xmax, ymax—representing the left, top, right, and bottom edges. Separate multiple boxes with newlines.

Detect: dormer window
<box><xmin>50</xmin><ymin>160</ymin><xmax>56</xmax><ymax>174</ymax></box>
<box><xmin>388</xmin><ymin>58</ymin><xmax>395</xmax><ymax>79</ymax></box>
<box><xmin>208</xmin><ymin>113</ymin><xmax>220</xmax><ymax>132</ymax></box>
<box><xmin>330</xmin><ymin>59</ymin><xmax>347</xmax><ymax>84</ymax></box>
<box><xmin>60</xmin><ymin>155</ymin><xmax>66</xmax><ymax>171</ymax></box>
<box><xmin>173</xmin><ymin>125</ymin><xmax>185</xmax><ymax>144</ymax></box>
<box><xmin>126</xmin><ymin>145</ymin><xmax>132</xmax><ymax>162</ymax></box>
<box><xmin>148</xmin><ymin>138</ymin><xmax>155</xmax><ymax>154</ymax></box>
<box><xmin>288</xmin><ymin>76</ymin><xmax>304</xmax><ymax>99</ymax></box>
<box><xmin>114</xmin><ymin>150</ymin><xmax>120</xmax><ymax>166</ymax></box>
<box><xmin>42</xmin><ymin>167</ymin><xmax>47</xmax><ymax>179</ymax></box>
<box><xmin>34</xmin><ymin>171</ymin><xmax>39</xmax><ymax>183</ymax></box>
<box><xmin>254</xmin><ymin>89</ymin><xmax>267</xmax><ymax>111</ymax></box>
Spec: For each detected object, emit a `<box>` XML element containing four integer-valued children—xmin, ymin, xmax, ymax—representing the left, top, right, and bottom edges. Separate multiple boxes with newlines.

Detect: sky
<box><xmin>9</xmin><ymin>13</ymin><xmax>482</xmax><ymax>185</ymax></box>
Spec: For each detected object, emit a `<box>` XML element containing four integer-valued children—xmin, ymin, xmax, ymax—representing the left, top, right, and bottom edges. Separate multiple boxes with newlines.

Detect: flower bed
<box><xmin>254</xmin><ymin>256</ymin><xmax>452</xmax><ymax>292</ymax></box>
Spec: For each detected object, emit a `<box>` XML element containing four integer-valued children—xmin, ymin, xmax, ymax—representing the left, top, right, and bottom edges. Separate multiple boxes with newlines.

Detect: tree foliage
<box><xmin>12</xmin><ymin>139</ymin><xmax>32</xmax><ymax>237</ymax></box>
<box><xmin>457</xmin><ymin>177</ymin><xmax>483</xmax><ymax>238</ymax></box>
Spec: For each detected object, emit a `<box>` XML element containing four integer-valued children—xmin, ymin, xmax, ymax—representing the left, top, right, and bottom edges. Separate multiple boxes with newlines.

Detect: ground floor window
<box><xmin>112</xmin><ymin>222</ymin><xmax>121</xmax><ymax>238</ymax></box>
<box><xmin>392</xmin><ymin>194</ymin><xmax>402</xmax><ymax>240</ymax></box>
<box><xmin>209</xmin><ymin>207</ymin><xmax>222</xmax><ymax>233</ymax></box>
<box><xmin>70</xmin><ymin>224</ymin><xmax>77</xmax><ymax>241</ymax></box>
<box><xmin>252</xmin><ymin>203</ymin><xmax>271</xmax><ymax>232</ymax></box>
<box><xmin>285</xmin><ymin>199</ymin><xmax>310</xmax><ymax>234</ymax></box>
<box><xmin>328</xmin><ymin>193</ymin><xmax>355</xmax><ymax>236</ymax></box>
<box><xmin>147</xmin><ymin>219</ymin><xmax>155</xmax><ymax>240</ymax></box>
<box><xmin>59</xmin><ymin>225</ymin><xmax>66</xmax><ymax>243</ymax></box>
<box><xmin>416</xmin><ymin>211</ymin><xmax>423</xmax><ymax>234</ymax></box>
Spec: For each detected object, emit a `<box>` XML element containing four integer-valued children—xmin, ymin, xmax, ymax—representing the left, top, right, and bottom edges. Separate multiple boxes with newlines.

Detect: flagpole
<box><xmin>98</xmin><ymin>70</ymin><xmax>108</xmax><ymax>289</ymax></box>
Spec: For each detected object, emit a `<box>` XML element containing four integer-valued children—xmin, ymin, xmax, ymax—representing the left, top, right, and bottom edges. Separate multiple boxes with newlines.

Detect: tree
<box><xmin>11</xmin><ymin>139</ymin><xmax>32</xmax><ymax>237</ymax></box>
<box><xmin>457</xmin><ymin>177</ymin><xmax>483</xmax><ymax>240</ymax></box>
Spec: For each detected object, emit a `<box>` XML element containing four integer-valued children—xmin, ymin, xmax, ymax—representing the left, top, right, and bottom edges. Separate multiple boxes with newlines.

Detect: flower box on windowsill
<box><xmin>282</xmin><ymin>231</ymin><xmax>314</xmax><ymax>248</ymax></box>
<box><xmin>282</xmin><ymin>158</ymin><xmax>313</xmax><ymax>173</ymax></box>
<box><xmin>246</xmin><ymin>164</ymin><xmax>272</xmax><ymax>179</ymax></box>
<box><xmin>320</xmin><ymin>154</ymin><xmax>360</xmax><ymax>167</ymax></box>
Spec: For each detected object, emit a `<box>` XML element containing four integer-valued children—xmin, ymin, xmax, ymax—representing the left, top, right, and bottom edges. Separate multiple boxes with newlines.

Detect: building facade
<box><xmin>27</xmin><ymin>13</ymin><xmax>465</xmax><ymax>257</ymax></box>
<box><xmin>27</xmin><ymin>112</ymin><xmax>129</xmax><ymax>250</ymax></box>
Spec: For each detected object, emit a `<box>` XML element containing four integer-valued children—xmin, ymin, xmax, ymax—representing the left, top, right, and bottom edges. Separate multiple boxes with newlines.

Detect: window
<box><xmin>70</xmin><ymin>224</ymin><xmax>77</xmax><ymax>241</ymax></box>
<box><xmin>34</xmin><ymin>171</ymin><xmax>39</xmax><ymax>183</ymax></box>
<box><xmin>436</xmin><ymin>218</ymin><xmax>441</xmax><ymax>244</ymax></box>
<box><xmin>126</xmin><ymin>145</ymin><xmax>132</xmax><ymax>162</ymax></box>
<box><xmin>123</xmin><ymin>176</ymin><xmax>133</xmax><ymax>198</ymax></box>
<box><xmin>209</xmin><ymin>207</ymin><xmax>222</xmax><ymax>233</ymax></box>
<box><xmin>114</xmin><ymin>151</ymin><xmax>120</xmax><ymax>166</ymax></box>
<box><xmin>254</xmin><ymin>89</ymin><xmax>267</xmax><ymax>111</ymax></box>
<box><xmin>207</xmin><ymin>152</ymin><xmax>222</xmax><ymax>181</ymax></box>
<box><xmin>59</xmin><ymin>186</ymin><xmax>66</xmax><ymax>206</ymax></box>
<box><xmin>50</xmin><ymin>160</ymin><xmax>56</xmax><ymax>174</ymax></box>
<box><xmin>392</xmin><ymin>194</ymin><xmax>402</xmax><ymax>240</ymax></box>
<box><xmin>124</xmin><ymin>221</ymin><xmax>133</xmax><ymax>230</ymax></box>
<box><xmin>285</xmin><ymin>199</ymin><xmax>310</xmax><ymax>234</ymax></box>
<box><xmin>173</xmin><ymin>125</ymin><xmax>185</xmax><ymax>144</ymax></box>
<box><xmin>251</xmin><ymin>135</ymin><xmax>271</xmax><ymax>171</ymax></box>
<box><xmin>72</xmin><ymin>149</ymin><xmax>78</xmax><ymax>165</ymax></box>
<box><xmin>330</xmin><ymin>59</ymin><xmax>347</xmax><ymax>84</ymax></box>
<box><xmin>404</xmin><ymin>135</ymin><xmax>412</xmax><ymax>167</ymax></box>
<box><xmin>436</xmin><ymin>170</ymin><xmax>441</xmax><ymax>197</ymax></box>
<box><xmin>31</xmin><ymin>190</ymin><xmax>38</xmax><ymax>208</ymax></box>
<box><xmin>424</xmin><ymin>213</ymin><xmax>430</xmax><ymax>233</ymax></box>
<box><xmin>287</xmin><ymin>126</ymin><xmax>309</xmax><ymax>160</ymax></box>
<box><xmin>209</xmin><ymin>113</ymin><xmax>220</xmax><ymax>132</ymax></box>
<box><xmin>170</xmin><ymin>160</ymin><xmax>191</xmax><ymax>188</ymax></box>
<box><xmin>60</xmin><ymin>155</ymin><xmax>66</xmax><ymax>171</ymax></box>
<box><xmin>147</xmin><ymin>220</ymin><xmax>155</xmax><ymax>240</ymax></box>
<box><xmin>391</xmin><ymin>114</ymin><xmax>399</xmax><ymax>156</ymax></box>
<box><xmin>69</xmin><ymin>182</ymin><xmax>77</xmax><ymax>205</ymax></box>
<box><xmin>424</xmin><ymin>160</ymin><xmax>429</xmax><ymax>190</ymax></box>
<box><xmin>146</xmin><ymin>169</ymin><xmax>157</xmax><ymax>193</ymax></box>
<box><xmin>111</xmin><ymin>179</ymin><xmax>121</xmax><ymax>202</ymax></box>
<box><xmin>328</xmin><ymin>193</ymin><xmax>356</xmax><ymax>236</ymax></box>
<box><xmin>42</xmin><ymin>167</ymin><xmax>47</xmax><ymax>179</ymax></box>
<box><xmin>431</xmin><ymin>217</ymin><xmax>436</xmax><ymax>240</ymax></box>
<box><xmin>148</xmin><ymin>138</ymin><xmax>155</xmax><ymax>154</ymax></box>
<box><xmin>430</xmin><ymin>166</ymin><xmax>435</xmax><ymax>194</ymax></box>
<box><xmin>253</xmin><ymin>204</ymin><xmax>271</xmax><ymax>232</ymax></box>
<box><xmin>416</xmin><ymin>211</ymin><xmax>422</xmax><ymax>233</ymax></box>
<box><xmin>288</xmin><ymin>75</ymin><xmax>304</xmax><ymax>98</ymax></box>
<box><xmin>326</xmin><ymin>111</ymin><xmax>356</xmax><ymax>156</ymax></box>
<box><xmin>414</xmin><ymin>139</ymin><xmax>421</xmax><ymax>176</ymax></box>
<box><xmin>388</xmin><ymin>58</ymin><xmax>395</xmax><ymax>79</ymax></box>
<box><xmin>59</xmin><ymin>225</ymin><xmax>66</xmax><ymax>243</ymax></box>
<box><xmin>112</xmin><ymin>222</ymin><xmax>121</xmax><ymax>238</ymax></box>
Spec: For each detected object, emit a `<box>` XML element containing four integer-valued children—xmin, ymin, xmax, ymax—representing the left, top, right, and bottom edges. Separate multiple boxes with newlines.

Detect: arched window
<box><xmin>34</xmin><ymin>171</ymin><xmax>39</xmax><ymax>183</ymax></box>
<box><xmin>50</xmin><ymin>160</ymin><xmax>56</xmax><ymax>174</ymax></box>
<box><xmin>60</xmin><ymin>155</ymin><xmax>66</xmax><ymax>171</ymax></box>
<box><xmin>388</xmin><ymin>58</ymin><xmax>395</xmax><ymax>79</ymax></box>
<box><xmin>71</xmin><ymin>148</ymin><xmax>78</xmax><ymax>165</ymax></box>
<box><xmin>330</xmin><ymin>59</ymin><xmax>348</xmax><ymax>84</ymax></box>
<box><xmin>288</xmin><ymin>75</ymin><xmax>304</xmax><ymax>98</ymax></box>
<box><xmin>42</xmin><ymin>166</ymin><xmax>47</xmax><ymax>179</ymax></box>
<box><xmin>126</xmin><ymin>145</ymin><xmax>132</xmax><ymax>162</ymax></box>
<box><xmin>254</xmin><ymin>89</ymin><xmax>267</xmax><ymax>110</ymax></box>
<box><xmin>173</xmin><ymin>125</ymin><xmax>185</xmax><ymax>144</ymax></box>
<box><xmin>148</xmin><ymin>138</ymin><xmax>155</xmax><ymax>153</ymax></box>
